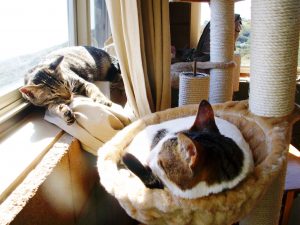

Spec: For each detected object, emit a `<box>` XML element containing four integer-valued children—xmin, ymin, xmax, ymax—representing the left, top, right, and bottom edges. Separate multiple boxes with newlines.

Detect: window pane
<box><xmin>0</xmin><ymin>0</ymin><xmax>69</xmax><ymax>96</ymax></box>
<box><xmin>90</xmin><ymin>0</ymin><xmax>111</xmax><ymax>49</ymax></box>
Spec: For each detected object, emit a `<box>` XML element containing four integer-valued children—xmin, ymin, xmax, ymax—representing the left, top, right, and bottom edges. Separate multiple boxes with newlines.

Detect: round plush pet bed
<box><xmin>97</xmin><ymin>100</ymin><xmax>300</xmax><ymax>225</ymax></box>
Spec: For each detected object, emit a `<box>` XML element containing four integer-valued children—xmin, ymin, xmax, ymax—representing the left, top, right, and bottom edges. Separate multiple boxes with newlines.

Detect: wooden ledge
<box><xmin>0</xmin><ymin>111</ymin><xmax>62</xmax><ymax>202</ymax></box>
<box><xmin>0</xmin><ymin>133</ymin><xmax>73</xmax><ymax>224</ymax></box>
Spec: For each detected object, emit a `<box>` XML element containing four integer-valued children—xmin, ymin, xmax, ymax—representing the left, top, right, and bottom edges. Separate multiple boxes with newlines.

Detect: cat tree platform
<box><xmin>98</xmin><ymin>100</ymin><xmax>300</xmax><ymax>225</ymax></box>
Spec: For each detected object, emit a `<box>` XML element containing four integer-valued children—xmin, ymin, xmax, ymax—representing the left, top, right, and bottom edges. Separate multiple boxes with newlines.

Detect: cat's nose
<box><xmin>63</xmin><ymin>90</ymin><xmax>73</xmax><ymax>103</ymax></box>
<box><xmin>67</xmin><ymin>92</ymin><xmax>72</xmax><ymax>99</ymax></box>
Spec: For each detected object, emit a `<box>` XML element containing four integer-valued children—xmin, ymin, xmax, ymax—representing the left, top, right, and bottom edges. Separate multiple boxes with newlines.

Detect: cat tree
<box><xmin>98</xmin><ymin>0</ymin><xmax>300</xmax><ymax>224</ymax></box>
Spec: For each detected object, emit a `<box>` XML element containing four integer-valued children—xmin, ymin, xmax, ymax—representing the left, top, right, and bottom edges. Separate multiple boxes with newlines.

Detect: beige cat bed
<box><xmin>44</xmin><ymin>96</ymin><xmax>131</xmax><ymax>156</ymax></box>
<box><xmin>98</xmin><ymin>100</ymin><xmax>300</xmax><ymax>225</ymax></box>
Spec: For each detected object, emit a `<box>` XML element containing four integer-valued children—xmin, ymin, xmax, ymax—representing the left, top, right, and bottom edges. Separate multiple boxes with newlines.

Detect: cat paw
<box><xmin>101</xmin><ymin>99</ymin><xmax>113</xmax><ymax>107</ymax></box>
<box><xmin>92</xmin><ymin>96</ymin><xmax>112</xmax><ymax>107</ymax></box>
<box><xmin>64</xmin><ymin>109</ymin><xmax>76</xmax><ymax>125</ymax></box>
<box><xmin>59</xmin><ymin>104</ymin><xmax>76</xmax><ymax>125</ymax></box>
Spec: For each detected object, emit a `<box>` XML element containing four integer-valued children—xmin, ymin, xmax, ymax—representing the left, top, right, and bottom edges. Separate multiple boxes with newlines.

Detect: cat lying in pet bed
<box><xmin>98</xmin><ymin>100</ymin><xmax>298</xmax><ymax>225</ymax></box>
<box><xmin>123</xmin><ymin>100</ymin><xmax>254</xmax><ymax>199</ymax></box>
<box><xmin>20</xmin><ymin>46</ymin><xmax>121</xmax><ymax>125</ymax></box>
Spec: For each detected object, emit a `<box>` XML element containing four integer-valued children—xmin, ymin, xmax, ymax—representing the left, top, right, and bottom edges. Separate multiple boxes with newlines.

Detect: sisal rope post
<box><xmin>179</xmin><ymin>61</ymin><xmax>210</xmax><ymax>106</ymax></box>
<box><xmin>178</xmin><ymin>72</ymin><xmax>210</xmax><ymax>106</ymax></box>
<box><xmin>209</xmin><ymin>0</ymin><xmax>235</xmax><ymax>104</ymax></box>
<box><xmin>249</xmin><ymin>0</ymin><xmax>300</xmax><ymax>117</ymax></box>
<box><xmin>233</xmin><ymin>53</ymin><xmax>241</xmax><ymax>92</ymax></box>
<box><xmin>244</xmin><ymin>0</ymin><xmax>300</xmax><ymax>224</ymax></box>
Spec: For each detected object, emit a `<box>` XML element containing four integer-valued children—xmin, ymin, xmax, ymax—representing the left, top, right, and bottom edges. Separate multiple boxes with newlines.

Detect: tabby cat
<box><xmin>20</xmin><ymin>46</ymin><xmax>121</xmax><ymax>124</ymax></box>
<box><xmin>123</xmin><ymin>100</ymin><xmax>254</xmax><ymax>199</ymax></box>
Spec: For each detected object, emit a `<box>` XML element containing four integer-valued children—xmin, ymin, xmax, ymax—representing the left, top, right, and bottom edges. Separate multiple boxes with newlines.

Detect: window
<box><xmin>0</xmin><ymin>0</ymin><xmax>70</xmax><ymax>98</ymax></box>
<box><xmin>90</xmin><ymin>0</ymin><xmax>112</xmax><ymax>49</ymax></box>
<box><xmin>234</xmin><ymin>0</ymin><xmax>251</xmax><ymax>67</ymax></box>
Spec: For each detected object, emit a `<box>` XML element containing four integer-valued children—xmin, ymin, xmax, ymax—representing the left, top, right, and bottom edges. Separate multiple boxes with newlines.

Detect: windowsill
<box><xmin>0</xmin><ymin>107</ymin><xmax>100</xmax><ymax>224</ymax></box>
<box><xmin>0</xmin><ymin>109</ymin><xmax>63</xmax><ymax>203</ymax></box>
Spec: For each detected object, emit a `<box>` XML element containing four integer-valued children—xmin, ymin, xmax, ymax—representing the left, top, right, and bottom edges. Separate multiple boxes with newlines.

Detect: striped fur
<box><xmin>20</xmin><ymin>46</ymin><xmax>121</xmax><ymax>125</ymax></box>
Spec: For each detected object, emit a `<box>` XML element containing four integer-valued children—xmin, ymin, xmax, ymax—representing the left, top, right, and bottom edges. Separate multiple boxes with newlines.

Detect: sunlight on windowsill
<box><xmin>0</xmin><ymin>110</ymin><xmax>63</xmax><ymax>202</ymax></box>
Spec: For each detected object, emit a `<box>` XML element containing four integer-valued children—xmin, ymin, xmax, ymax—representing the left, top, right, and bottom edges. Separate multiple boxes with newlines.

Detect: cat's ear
<box><xmin>190</xmin><ymin>100</ymin><xmax>219</xmax><ymax>133</ymax></box>
<box><xmin>177</xmin><ymin>133</ymin><xmax>198</xmax><ymax>168</ymax></box>
<box><xmin>19</xmin><ymin>85</ymin><xmax>42</xmax><ymax>100</ymax></box>
<box><xmin>49</xmin><ymin>56</ymin><xmax>64</xmax><ymax>71</ymax></box>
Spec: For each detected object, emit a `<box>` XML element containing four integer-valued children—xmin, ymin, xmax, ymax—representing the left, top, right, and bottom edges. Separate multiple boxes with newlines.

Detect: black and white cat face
<box><xmin>19</xmin><ymin>56</ymin><xmax>73</xmax><ymax>106</ymax></box>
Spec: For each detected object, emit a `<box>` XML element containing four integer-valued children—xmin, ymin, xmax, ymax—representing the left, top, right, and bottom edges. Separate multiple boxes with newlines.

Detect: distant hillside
<box><xmin>236</xmin><ymin>18</ymin><xmax>250</xmax><ymax>66</ymax></box>
<box><xmin>0</xmin><ymin>43</ymin><xmax>68</xmax><ymax>95</ymax></box>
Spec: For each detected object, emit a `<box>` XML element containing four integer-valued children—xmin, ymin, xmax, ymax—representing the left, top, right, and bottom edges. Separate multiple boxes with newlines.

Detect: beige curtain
<box><xmin>105</xmin><ymin>0</ymin><xmax>171</xmax><ymax>119</ymax></box>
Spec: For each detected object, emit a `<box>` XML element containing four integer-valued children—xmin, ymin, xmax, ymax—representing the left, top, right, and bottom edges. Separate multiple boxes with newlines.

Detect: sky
<box><xmin>201</xmin><ymin>0</ymin><xmax>251</xmax><ymax>23</ymax></box>
<box><xmin>0</xmin><ymin>0</ymin><xmax>69</xmax><ymax>61</ymax></box>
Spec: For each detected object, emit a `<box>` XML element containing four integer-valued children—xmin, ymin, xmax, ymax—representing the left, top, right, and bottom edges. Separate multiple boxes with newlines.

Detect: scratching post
<box><xmin>245</xmin><ymin>0</ymin><xmax>300</xmax><ymax>224</ymax></box>
<box><xmin>178</xmin><ymin>61</ymin><xmax>210</xmax><ymax>106</ymax></box>
<box><xmin>209</xmin><ymin>0</ymin><xmax>235</xmax><ymax>103</ymax></box>
<box><xmin>249</xmin><ymin>0</ymin><xmax>300</xmax><ymax>117</ymax></box>
<box><xmin>178</xmin><ymin>73</ymin><xmax>210</xmax><ymax>106</ymax></box>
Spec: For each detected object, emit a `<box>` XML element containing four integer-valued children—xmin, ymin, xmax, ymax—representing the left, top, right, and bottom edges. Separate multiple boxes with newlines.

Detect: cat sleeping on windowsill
<box><xmin>123</xmin><ymin>100</ymin><xmax>254</xmax><ymax>199</ymax></box>
<box><xmin>19</xmin><ymin>46</ymin><xmax>121</xmax><ymax>125</ymax></box>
